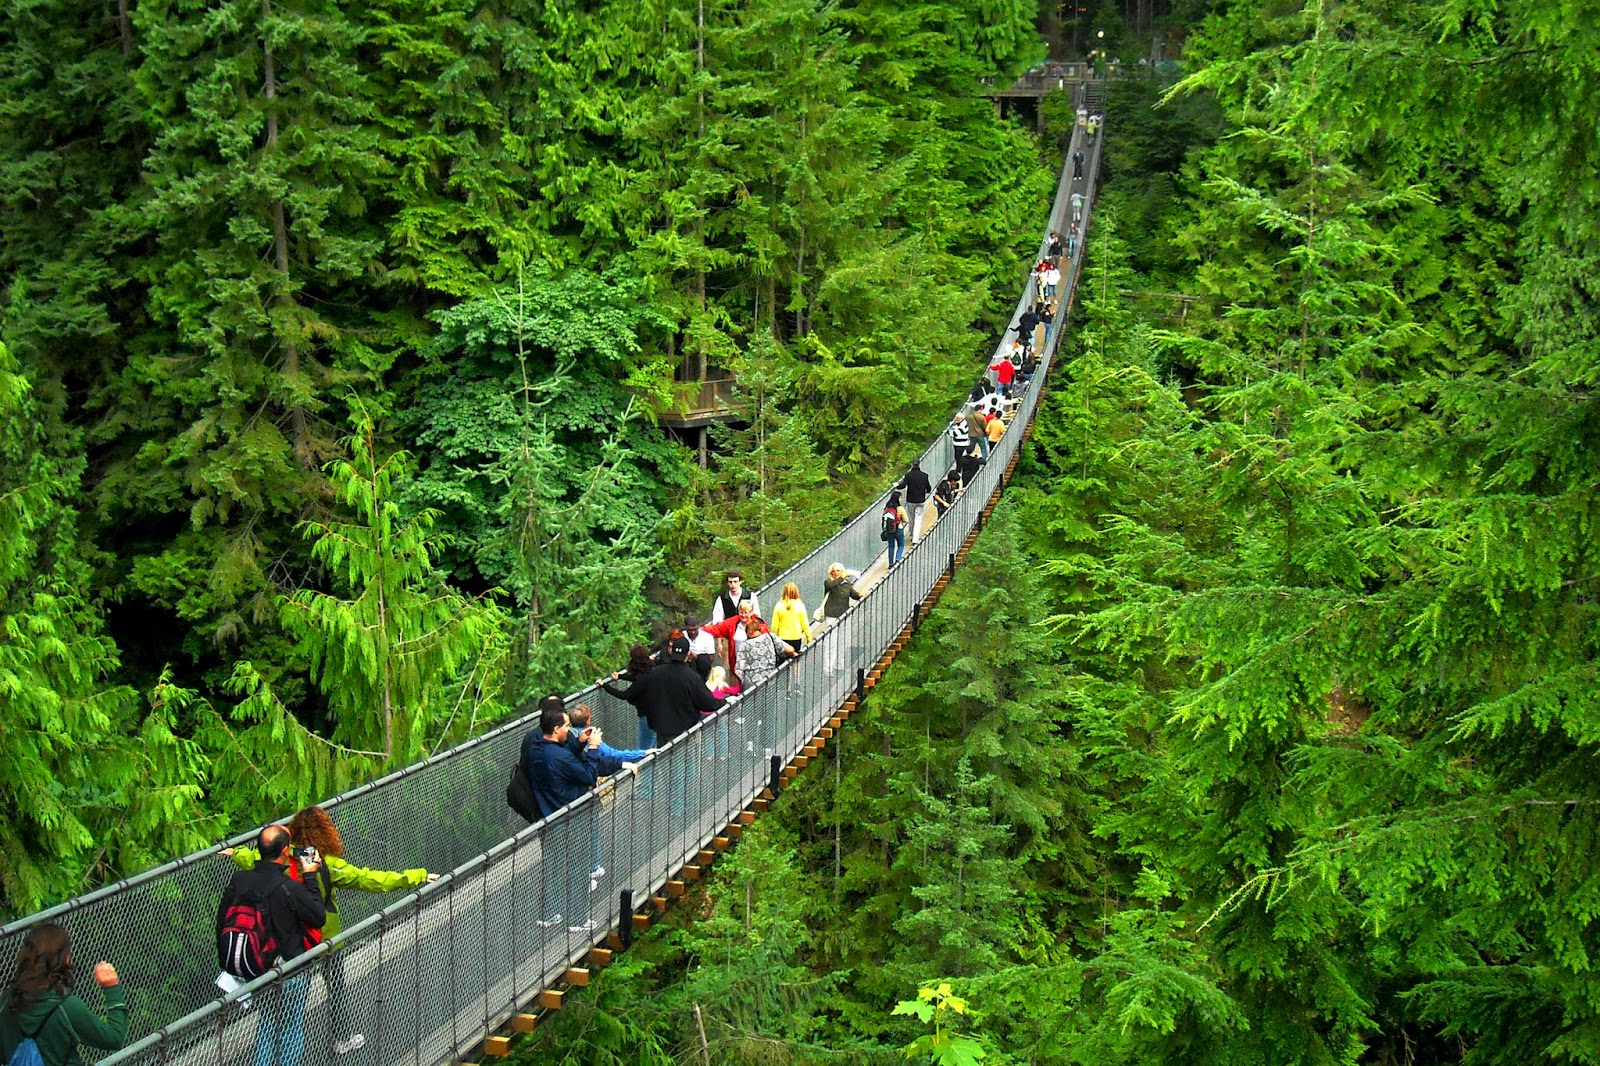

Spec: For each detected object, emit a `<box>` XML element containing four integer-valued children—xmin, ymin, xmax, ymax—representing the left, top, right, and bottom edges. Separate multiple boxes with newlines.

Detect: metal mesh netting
<box><xmin>1</xmin><ymin>125</ymin><xmax>1103</xmax><ymax>1066</ymax></box>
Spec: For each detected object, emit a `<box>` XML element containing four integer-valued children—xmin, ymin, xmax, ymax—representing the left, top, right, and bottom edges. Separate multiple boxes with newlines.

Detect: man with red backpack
<box><xmin>216</xmin><ymin>825</ymin><xmax>325</xmax><ymax>1066</ymax></box>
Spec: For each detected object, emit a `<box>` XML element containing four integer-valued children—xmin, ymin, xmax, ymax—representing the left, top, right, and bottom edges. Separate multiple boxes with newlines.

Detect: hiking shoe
<box><xmin>335</xmin><ymin>1035</ymin><xmax>366</xmax><ymax>1056</ymax></box>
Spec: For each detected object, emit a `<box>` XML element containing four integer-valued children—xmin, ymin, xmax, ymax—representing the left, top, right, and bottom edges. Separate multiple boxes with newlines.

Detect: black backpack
<box><xmin>506</xmin><ymin>747</ymin><xmax>541</xmax><ymax>823</ymax></box>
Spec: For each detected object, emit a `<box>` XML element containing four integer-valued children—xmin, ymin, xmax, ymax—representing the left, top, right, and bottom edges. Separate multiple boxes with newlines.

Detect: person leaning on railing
<box><xmin>224</xmin><ymin>808</ymin><xmax>438</xmax><ymax>1056</ymax></box>
<box><xmin>1</xmin><ymin>925</ymin><xmax>126</xmax><ymax>1066</ymax></box>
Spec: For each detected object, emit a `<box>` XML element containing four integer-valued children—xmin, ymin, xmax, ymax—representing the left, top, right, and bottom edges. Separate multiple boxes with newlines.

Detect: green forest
<box><xmin>7</xmin><ymin>0</ymin><xmax>1600</xmax><ymax>1060</ymax></box>
<box><xmin>0</xmin><ymin>0</ymin><xmax>1056</xmax><ymax>912</ymax></box>
<box><xmin>511</xmin><ymin>1</ymin><xmax>1600</xmax><ymax>1064</ymax></box>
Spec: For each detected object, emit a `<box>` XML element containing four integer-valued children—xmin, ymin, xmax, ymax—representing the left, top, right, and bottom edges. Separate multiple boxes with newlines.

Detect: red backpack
<box><xmin>218</xmin><ymin>889</ymin><xmax>281</xmax><ymax>979</ymax></box>
<box><xmin>218</xmin><ymin>868</ymin><xmax>324</xmax><ymax>979</ymax></box>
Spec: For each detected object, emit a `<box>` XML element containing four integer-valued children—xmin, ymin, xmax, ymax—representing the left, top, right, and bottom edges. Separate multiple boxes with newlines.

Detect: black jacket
<box><xmin>218</xmin><ymin>860</ymin><xmax>327</xmax><ymax>967</ymax></box>
<box><xmin>605</xmin><ymin>661</ymin><xmax>724</xmax><ymax>738</ymax></box>
<box><xmin>898</xmin><ymin>467</ymin><xmax>932</xmax><ymax>504</ymax></box>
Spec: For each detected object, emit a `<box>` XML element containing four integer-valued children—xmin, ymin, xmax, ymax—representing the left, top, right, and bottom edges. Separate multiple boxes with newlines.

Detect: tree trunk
<box><xmin>261</xmin><ymin>0</ymin><xmax>310</xmax><ymax>467</ymax></box>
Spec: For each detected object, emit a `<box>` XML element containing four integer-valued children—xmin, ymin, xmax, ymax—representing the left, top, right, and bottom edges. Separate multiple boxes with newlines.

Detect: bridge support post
<box><xmin>769</xmin><ymin>754</ymin><xmax>782</xmax><ymax>797</ymax></box>
<box><xmin>912</xmin><ymin>600</ymin><xmax>924</xmax><ymax>634</ymax></box>
<box><xmin>948</xmin><ymin>552</ymin><xmax>956</xmax><ymax>579</ymax></box>
<box><xmin>855</xmin><ymin>668</ymin><xmax>866</xmax><ymax>704</ymax></box>
<box><xmin>619</xmin><ymin>890</ymin><xmax>634</xmax><ymax>950</ymax></box>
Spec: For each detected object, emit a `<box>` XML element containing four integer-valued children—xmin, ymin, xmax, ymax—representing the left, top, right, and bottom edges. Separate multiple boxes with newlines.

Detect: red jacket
<box><xmin>703</xmin><ymin>615</ymin><xmax>744</xmax><ymax>672</ymax></box>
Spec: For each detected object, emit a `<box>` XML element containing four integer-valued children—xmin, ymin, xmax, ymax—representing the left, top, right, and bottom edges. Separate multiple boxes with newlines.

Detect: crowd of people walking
<box><xmin>503</xmin><ymin>206</ymin><xmax>1077</xmax><ymax>928</ymax></box>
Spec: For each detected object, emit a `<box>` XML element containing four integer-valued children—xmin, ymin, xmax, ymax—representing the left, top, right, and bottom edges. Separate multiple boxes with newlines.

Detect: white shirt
<box><xmin>709</xmin><ymin>589</ymin><xmax>760</xmax><ymax>624</ymax></box>
<box><xmin>1044</xmin><ymin>267</ymin><xmax>1060</xmax><ymax>286</ymax></box>
<box><xmin>685</xmin><ymin>629</ymin><xmax>717</xmax><ymax>658</ymax></box>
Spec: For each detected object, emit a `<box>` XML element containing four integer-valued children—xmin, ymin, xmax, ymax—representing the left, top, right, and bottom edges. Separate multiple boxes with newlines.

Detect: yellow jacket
<box><xmin>771</xmin><ymin>598</ymin><xmax>815</xmax><ymax>643</ymax></box>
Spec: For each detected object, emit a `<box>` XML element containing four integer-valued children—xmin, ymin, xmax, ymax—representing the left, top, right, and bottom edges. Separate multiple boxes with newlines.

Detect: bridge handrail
<box><xmin>3</xmin><ymin>125</ymin><xmax>1105</xmax><ymax>1066</ymax></box>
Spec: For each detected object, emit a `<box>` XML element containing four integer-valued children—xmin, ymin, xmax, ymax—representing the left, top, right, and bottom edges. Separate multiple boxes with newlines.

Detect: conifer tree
<box><xmin>282</xmin><ymin>411</ymin><xmax>507</xmax><ymax>763</ymax></box>
<box><xmin>399</xmin><ymin>271</ymin><xmax>680</xmax><ymax>697</ymax></box>
<box><xmin>104</xmin><ymin>0</ymin><xmax>392</xmax><ymax>660</ymax></box>
<box><xmin>0</xmin><ymin>345</ymin><xmax>218</xmax><ymax>916</ymax></box>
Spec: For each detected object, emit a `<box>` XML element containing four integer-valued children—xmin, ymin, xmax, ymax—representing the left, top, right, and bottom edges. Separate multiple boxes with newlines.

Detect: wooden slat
<box><xmin>753</xmin><ymin>797</ymin><xmax>770</xmax><ymax>812</ymax></box>
<box><xmin>683</xmin><ymin>864</ymin><xmax>702</xmax><ymax>881</ymax></box>
<box><xmin>483</xmin><ymin>1036</ymin><xmax>512</xmax><ymax>1057</ymax></box>
<box><xmin>632</xmin><ymin>913</ymin><xmax>652</xmax><ymax>932</ymax></box>
<box><xmin>666</xmin><ymin>880</ymin><xmax>687</xmax><ymax>896</ymax></box>
<box><xmin>510</xmin><ymin>1014</ymin><xmax>538</xmax><ymax>1034</ymax></box>
<box><xmin>539</xmin><ymin>989</ymin><xmax>564</xmax><ymax>1010</ymax></box>
<box><xmin>727</xmin><ymin>823</ymin><xmax>744</xmax><ymax>839</ymax></box>
<box><xmin>566</xmin><ymin>967</ymin><xmax>591</xmax><ymax>987</ymax></box>
<box><xmin>697</xmin><ymin>849</ymin><xmax>716</xmax><ymax>865</ymax></box>
<box><xmin>738</xmin><ymin>810</ymin><xmax>756</xmax><ymax>824</ymax></box>
<box><xmin>589</xmin><ymin>948</ymin><xmax>613</xmax><ymax>967</ymax></box>
<box><xmin>713</xmin><ymin>836</ymin><xmax>731</xmax><ymax>850</ymax></box>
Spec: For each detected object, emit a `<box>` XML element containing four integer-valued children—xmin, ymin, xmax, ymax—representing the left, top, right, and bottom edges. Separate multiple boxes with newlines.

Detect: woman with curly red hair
<box><xmin>226</xmin><ymin>806</ymin><xmax>438</xmax><ymax>1055</ymax></box>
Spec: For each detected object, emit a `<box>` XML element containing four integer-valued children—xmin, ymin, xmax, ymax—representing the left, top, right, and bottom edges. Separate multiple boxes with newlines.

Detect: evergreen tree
<box><xmin>0</xmin><ymin>344</ymin><xmax>218</xmax><ymax>916</ymax></box>
<box><xmin>283</xmin><ymin>411</ymin><xmax>508</xmax><ymax>762</ymax></box>
<box><xmin>103</xmin><ymin>0</ymin><xmax>392</xmax><ymax>664</ymax></box>
<box><xmin>398</xmin><ymin>271</ymin><xmax>681</xmax><ymax>697</ymax></box>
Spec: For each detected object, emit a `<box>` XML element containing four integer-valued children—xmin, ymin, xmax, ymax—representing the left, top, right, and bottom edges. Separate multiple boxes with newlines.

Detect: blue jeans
<box><xmin>637</xmin><ymin>717</ymin><xmax>655</xmax><ymax>750</ymax></box>
<box><xmin>253</xmin><ymin>973</ymin><xmax>309</xmax><ymax>1066</ymax></box>
<box><xmin>978</xmin><ymin>435</ymin><xmax>991</xmax><ymax>461</ymax></box>
<box><xmin>324</xmin><ymin>955</ymin><xmax>353</xmax><ymax>1043</ymax></box>
<box><xmin>888</xmin><ymin>527</ymin><xmax>906</xmax><ymax>566</ymax></box>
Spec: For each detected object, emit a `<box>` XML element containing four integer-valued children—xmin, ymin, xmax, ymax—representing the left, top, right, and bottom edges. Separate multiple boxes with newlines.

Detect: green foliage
<box><xmin>285</xmin><ymin>410</ymin><xmax>508</xmax><ymax>762</ymax></box>
<box><xmin>398</xmin><ymin>271</ymin><xmax>681</xmax><ymax>699</ymax></box>
<box><xmin>547</xmin><ymin>5</ymin><xmax>1600</xmax><ymax>1062</ymax></box>
<box><xmin>0</xmin><ymin>0</ymin><xmax>1062</xmax><ymax>937</ymax></box>
<box><xmin>893</xmin><ymin>984</ymin><xmax>988</xmax><ymax>1066</ymax></box>
<box><xmin>0</xmin><ymin>344</ymin><xmax>219</xmax><ymax>917</ymax></box>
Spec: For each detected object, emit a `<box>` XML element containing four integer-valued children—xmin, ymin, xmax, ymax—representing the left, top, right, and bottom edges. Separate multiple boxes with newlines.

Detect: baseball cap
<box><xmin>666</xmin><ymin>635</ymin><xmax>692</xmax><ymax>662</ymax></box>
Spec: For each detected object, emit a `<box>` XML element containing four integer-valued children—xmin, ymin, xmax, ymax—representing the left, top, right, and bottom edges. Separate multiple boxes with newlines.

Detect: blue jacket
<box><xmin>523</xmin><ymin>735</ymin><xmax>599</xmax><ymax>818</ymax></box>
<box><xmin>563</xmin><ymin>735</ymin><xmax>648</xmax><ymax>777</ymax></box>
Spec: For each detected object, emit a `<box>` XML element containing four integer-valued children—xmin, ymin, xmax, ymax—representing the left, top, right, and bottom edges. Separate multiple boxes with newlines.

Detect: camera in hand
<box><xmin>296</xmin><ymin>846</ymin><xmax>320</xmax><ymax>866</ymax></box>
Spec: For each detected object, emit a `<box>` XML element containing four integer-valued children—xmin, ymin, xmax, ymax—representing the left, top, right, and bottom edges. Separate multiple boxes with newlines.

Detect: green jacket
<box><xmin>228</xmin><ymin>850</ymin><xmax>427</xmax><ymax>939</ymax></box>
<box><xmin>0</xmin><ymin>986</ymin><xmax>127</xmax><ymax>1066</ymax></box>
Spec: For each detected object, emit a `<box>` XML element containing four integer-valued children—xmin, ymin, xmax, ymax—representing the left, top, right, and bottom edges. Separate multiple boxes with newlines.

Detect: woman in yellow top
<box><xmin>225</xmin><ymin>806</ymin><xmax>438</xmax><ymax>1056</ymax></box>
<box><xmin>770</xmin><ymin>582</ymin><xmax>815</xmax><ymax>654</ymax></box>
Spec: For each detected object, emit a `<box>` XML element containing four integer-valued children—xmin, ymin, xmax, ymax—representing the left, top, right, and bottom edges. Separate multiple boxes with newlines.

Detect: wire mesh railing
<box><xmin>1</xmin><ymin>119</ymin><xmax>1104</xmax><ymax>1066</ymax></box>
